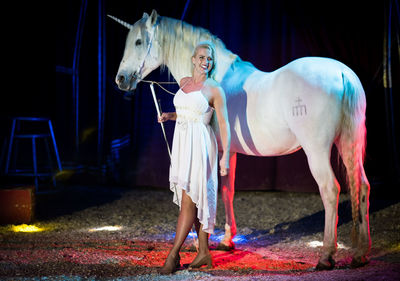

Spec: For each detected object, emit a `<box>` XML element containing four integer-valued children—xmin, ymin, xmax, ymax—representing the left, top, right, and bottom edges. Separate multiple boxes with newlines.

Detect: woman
<box><xmin>158</xmin><ymin>41</ymin><xmax>231</xmax><ymax>274</ymax></box>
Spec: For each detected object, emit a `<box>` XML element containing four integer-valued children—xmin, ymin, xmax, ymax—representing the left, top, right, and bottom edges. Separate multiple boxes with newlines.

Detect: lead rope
<box><xmin>140</xmin><ymin>79</ymin><xmax>177</xmax><ymax>95</ymax></box>
<box><xmin>149</xmin><ymin>82</ymin><xmax>199</xmax><ymax>253</ymax></box>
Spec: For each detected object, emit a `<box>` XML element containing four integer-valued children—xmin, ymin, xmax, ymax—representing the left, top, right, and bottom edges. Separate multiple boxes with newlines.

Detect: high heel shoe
<box><xmin>159</xmin><ymin>254</ymin><xmax>181</xmax><ymax>274</ymax></box>
<box><xmin>189</xmin><ymin>254</ymin><xmax>212</xmax><ymax>269</ymax></box>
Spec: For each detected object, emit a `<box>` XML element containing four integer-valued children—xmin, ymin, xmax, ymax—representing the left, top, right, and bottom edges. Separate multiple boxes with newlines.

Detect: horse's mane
<box><xmin>157</xmin><ymin>16</ymin><xmax>236</xmax><ymax>81</ymax></box>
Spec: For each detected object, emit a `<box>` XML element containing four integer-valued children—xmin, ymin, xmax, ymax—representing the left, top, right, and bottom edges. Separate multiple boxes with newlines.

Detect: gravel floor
<box><xmin>0</xmin><ymin>184</ymin><xmax>399</xmax><ymax>280</ymax></box>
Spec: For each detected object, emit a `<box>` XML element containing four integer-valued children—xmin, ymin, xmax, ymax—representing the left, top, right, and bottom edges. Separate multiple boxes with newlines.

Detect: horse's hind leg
<box><xmin>339</xmin><ymin>145</ymin><xmax>371</xmax><ymax>267</ymax></box>
<box><xmin>352</xmin><ymin>165</ymin><xmax>370</xmax><ymax>267</ymax></box>
<box><xmin>217</xmin><ymin>152</ymin><xmax>237</xmax><ymax>250</ymax></box>
<box><xmin>303</xmin><ymin>146</ymin><xmax>340</xmax><ymax>270</ymax></box>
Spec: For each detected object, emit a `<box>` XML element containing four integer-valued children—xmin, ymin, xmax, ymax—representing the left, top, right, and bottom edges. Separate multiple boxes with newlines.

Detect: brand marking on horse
<box><xmin>292</xmin><ymin>97</ymin><xmax>307</xmax><ymax>116</ymax></box>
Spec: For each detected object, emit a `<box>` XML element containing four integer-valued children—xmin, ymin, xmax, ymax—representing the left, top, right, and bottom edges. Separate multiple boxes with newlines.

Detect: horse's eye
<box><xmin>135</xmin><ymin>39</ymin><xmax>142</xmax><ymax>46</ymax></box>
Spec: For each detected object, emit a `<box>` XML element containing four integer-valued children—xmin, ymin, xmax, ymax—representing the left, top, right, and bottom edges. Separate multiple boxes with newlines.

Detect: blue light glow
<box><xmin>212</xmin><ymin>234</ymin><xmax>248</xmax><ymax>244</ymax></box>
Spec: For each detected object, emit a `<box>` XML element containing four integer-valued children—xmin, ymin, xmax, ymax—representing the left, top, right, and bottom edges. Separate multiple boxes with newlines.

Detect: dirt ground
<box><xmin>0</xmin><ymin>184</ymin><xmax>399</xmax><ymax>280</ymax></box>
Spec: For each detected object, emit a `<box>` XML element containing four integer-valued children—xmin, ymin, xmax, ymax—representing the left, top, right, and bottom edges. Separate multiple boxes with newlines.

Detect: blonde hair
<box><xmin>191</xmin><ymin>41</ymin><xmax>217</xmax><ymax>79</ymax></box>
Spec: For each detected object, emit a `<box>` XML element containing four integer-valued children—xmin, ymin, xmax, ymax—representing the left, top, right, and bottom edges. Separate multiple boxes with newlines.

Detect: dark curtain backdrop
<box><xmin>2</xmin><ymin>0</ymin><xmax>399</xmax><ymax>192</ymax></box>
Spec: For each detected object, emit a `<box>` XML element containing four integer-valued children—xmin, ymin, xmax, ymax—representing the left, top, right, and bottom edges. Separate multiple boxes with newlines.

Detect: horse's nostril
<box><xmin>117</xmin><ymin>74</ymin><xmax>125</xmax><ymax>83</ymax></box>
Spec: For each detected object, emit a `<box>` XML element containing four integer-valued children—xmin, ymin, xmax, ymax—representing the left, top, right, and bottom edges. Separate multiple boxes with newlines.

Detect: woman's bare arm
<box><xmin>211</xmin><ymin>85</ymin><xmax>231</xmax><ymax>176</ymax></box>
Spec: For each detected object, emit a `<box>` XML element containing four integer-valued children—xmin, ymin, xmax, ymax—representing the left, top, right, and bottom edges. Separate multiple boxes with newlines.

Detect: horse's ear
<box><xmin>146</xmin><ymin>9</ymin><xmax>158</xmax><ymax>28</ymax></box>
<box><xmin>142</xmin><ymin>12</ymin><xmax>149</xmax><ymax>19</ymax></box>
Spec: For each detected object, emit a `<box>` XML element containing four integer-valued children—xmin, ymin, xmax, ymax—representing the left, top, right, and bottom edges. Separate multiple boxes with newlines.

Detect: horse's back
<box><xmin>277</xmin><ymin>57</ymin><xmax>350</xmax><ymax>95</ymax></box>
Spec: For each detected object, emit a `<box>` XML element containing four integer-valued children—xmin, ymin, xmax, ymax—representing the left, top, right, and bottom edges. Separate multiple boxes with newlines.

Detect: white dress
<box><xmin>169</xmin><ymin>88</ymin><xmax>218</xmax><ymax>234</ymax></box>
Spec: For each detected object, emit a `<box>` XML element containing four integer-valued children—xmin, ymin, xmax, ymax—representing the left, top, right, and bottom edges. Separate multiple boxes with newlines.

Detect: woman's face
<box><xmin>192</xmin><ymin>47</ymin><xmax>213</xmax><ymax>76</ymax></box>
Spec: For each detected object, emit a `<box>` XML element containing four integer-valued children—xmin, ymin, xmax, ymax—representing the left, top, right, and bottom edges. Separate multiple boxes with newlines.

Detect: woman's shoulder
<box><xmin>204</xmin><ymin>78</ymin><xmax>220</xmax><ymax>88</ymax></box>
<box><xmin>204</xmin><ymin>78</ymin><xmax>223</xmax><ymax>95</ymax></box>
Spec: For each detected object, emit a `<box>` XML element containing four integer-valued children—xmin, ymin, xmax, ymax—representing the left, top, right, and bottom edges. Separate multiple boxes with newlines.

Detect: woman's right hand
<box><xmin>158</xmin><ymin>112</ymin><xmax>176</xmax><ymax>123</ymax></box>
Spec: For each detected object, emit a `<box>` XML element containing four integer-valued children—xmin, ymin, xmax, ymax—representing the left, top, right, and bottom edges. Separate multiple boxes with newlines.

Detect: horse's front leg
<box><xmin>216</xmin><ymin>152</ymin><xmax>237</xmax><ymax>250</ymax></box>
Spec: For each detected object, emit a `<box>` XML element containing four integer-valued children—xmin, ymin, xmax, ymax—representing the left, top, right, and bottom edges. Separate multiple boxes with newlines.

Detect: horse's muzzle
<box><xmin>116</xmin><ymin>71</ymin><xmax>139</xmax><ymax>91</ymax></box>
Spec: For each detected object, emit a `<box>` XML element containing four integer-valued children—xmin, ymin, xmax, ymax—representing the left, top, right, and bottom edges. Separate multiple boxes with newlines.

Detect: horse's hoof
<box><xmin>350</xmin><ymin>256</ymin><xmax>369</xmax><ymax>268</ymax></box>
<box><xmin>216</xmin><ymin>241</ymin><xmax>235</xmax><ymax>251</ymax></box>
<box><xmin>316</xmin><ymin>257</ymin><xmax>335</xmax><ymax>270</ymax></box>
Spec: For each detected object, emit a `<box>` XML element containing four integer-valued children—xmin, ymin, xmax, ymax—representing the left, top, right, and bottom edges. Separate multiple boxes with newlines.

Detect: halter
<box><xmin>135</xmin><ymin>23</ymin><xmax>157</xmax><ymax>80</ymax></box>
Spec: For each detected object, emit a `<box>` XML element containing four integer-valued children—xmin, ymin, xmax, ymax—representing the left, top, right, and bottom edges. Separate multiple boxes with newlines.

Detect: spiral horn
<box><xmin>107</xmin><ymin>15</ymin><xmax>133</xmax><ymax>29</ymax></box>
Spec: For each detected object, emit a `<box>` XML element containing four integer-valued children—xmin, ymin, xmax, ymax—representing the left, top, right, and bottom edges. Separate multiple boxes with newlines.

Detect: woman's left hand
<box><xmin>219</xmin><ymin>157</ymin><xmax>229</xmax><ymax>176</ymax></box>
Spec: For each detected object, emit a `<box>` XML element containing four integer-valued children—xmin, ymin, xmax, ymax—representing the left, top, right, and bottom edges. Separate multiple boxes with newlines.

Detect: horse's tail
<box><xmin>337</xmin><ymin>68</ymin><xmax>367</xmax><ymax>246</ymax></box>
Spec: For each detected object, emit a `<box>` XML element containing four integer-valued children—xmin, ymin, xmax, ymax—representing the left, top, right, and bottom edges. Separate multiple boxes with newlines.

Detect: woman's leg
<box><xmin>161</xmin><ymin>190</ymin><xmax>196</xmax><ymax>273</ymax></box>
<box><xmin>197</xmin><ymin>225</ymin><xmax>210</xmax><ymax>255</ymax></box>
<box><xmin>171</xmin><ymin>190</ymin><xmax>197</xmax><ymax>254</ymax></box>
<box><xmin>194</xmin><ymin>217</ymin><xmax>200</xmax><ymax>234</ymax></box>
<box><xmin>189</xmin><ymin>224</ymin><xmax>212</xmax><ymax>268</ymax></box>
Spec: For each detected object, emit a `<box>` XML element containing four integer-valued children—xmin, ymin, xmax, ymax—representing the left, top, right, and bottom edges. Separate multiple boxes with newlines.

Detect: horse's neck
<box><xmin>160</xmin><ymin>18</ymin><xmax>237</xmax><ymax>83</ymax></box>
<box><xmin>214</xmin><ymin>50</ymin><xmax>238</xmax><ymax>82</ymax></box>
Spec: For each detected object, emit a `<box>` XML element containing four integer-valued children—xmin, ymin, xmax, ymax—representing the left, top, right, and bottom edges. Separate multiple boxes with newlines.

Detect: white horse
<box><xmin>110</xmin><ymin>10</ymin><xmax>371</xmax><ymax>269</ymax></box>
